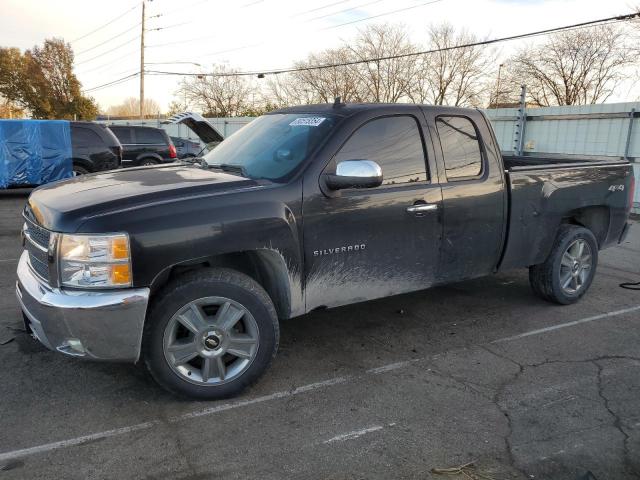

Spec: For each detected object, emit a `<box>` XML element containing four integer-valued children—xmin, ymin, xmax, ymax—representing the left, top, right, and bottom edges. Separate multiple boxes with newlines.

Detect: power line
<box><xmin>75</xmin><ymin>34</ymin><xmax>140</xmax><ymax>66</ymax></box>
<box><xmin>71</xmin><ymin>3</ymin><xmax>139</xmax><ymax>43</ymax></box>
<box><xmin>147</xmin><ymin>0</ymin><xmax>443</xmax><ymax>60</ymax></box>
<box><xmin>291</xmin><ymin>0</ymin><xmax>352</xmax><ymax>17</ymax></box>
<box><xmin>76</xmin><ymin>48</ymin><xmax>140</xmax><ymax>75</ymax></box>
<box><xmin>146</xmin><ymin>0</ymin><xmax>263</xmax><ymax>29</ymax></box>
<box><xmin>75</xmin><ymin>22</ymin><xmax>141</xmax><ymax>56</ymax></box>
<box><xmin>84</xmin><ymin>72</ymin><xmax>140</xmax><ymax>93</ymax></box>
<box><xmin>144</xmin><ymin>0</ymin><xmax>363</xmax><ymax>50</ymax></box>
<box><xmin>323</xmin><ymin>0</ymin><xmax>445</xmax><ymax>30</ymax></box>
<box><xmin>308</xmin><ymin>0</ymin><xmax>385</xmax><ymax>22</ymax></box>
<box><xmin>143</xmin><ymin>12</ymin><xmax>640</xmax><ymax>78</ymax></box>
<box><xmin>145</xmin><ymin>0</ymin><xmax>264</xmax><ymax>47</ymax></box>
<box><xmin>147</xmin><ymin>21</ymin><xmax>192</xmax><ymax>32</ymax></box>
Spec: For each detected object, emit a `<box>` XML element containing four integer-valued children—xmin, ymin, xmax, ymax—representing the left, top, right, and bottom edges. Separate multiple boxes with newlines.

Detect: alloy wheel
<box><xmin>559</xmin><ymin>239</ymin><xmax>593</xmax><ymax>295</ymax></box>
<box><xmin>163</xmin><ymin>296</ymin><xmax>259</xmax><ymax>386</ymax></box>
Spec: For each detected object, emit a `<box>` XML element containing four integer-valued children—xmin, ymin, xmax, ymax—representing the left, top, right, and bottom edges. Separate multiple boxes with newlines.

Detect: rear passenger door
<box><xmin>110</xmin><ymin>127</ymin><xmax>136</xmax><ymax>165</ymax></box>
<box><xmin>71</xmin><ymin>126</ymin><xmax>110</xmax><ymax>171</ymax></box>
<box><xmin>425</xmin><ymin>112</ymin><xmax>506</xmax><ymax>283</ymax></box>
<box><xmin>302</xmin><ymin>111</ymin><xmax>443</xmax><ymax>310</ymax></box>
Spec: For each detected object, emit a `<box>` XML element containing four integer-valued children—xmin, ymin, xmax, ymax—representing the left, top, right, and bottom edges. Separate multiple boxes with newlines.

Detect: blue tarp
<box><xmin>0</xmin><ymin>120</ymin><xmax>73</xmax><ymax>188</ymax></box>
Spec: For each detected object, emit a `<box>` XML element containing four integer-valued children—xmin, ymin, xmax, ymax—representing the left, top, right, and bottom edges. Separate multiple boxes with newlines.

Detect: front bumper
<box><xmin>16</xmin><ymin>251</ymin><xmax>150</xmax><ymax>362</ymax></box>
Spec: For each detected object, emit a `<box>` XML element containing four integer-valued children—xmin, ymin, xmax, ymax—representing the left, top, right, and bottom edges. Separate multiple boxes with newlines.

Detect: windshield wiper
<box><xmin>206</xmin><ymin>163</ymin><xmax>247</xmax><ymax>177</ymax></box>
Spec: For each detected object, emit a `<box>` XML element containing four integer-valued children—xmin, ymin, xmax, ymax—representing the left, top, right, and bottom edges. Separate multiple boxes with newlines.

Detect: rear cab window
<box><xmin>436</xmin><ymin>116</ymin><xmax>484</xmax><ymax>180</ymax></box>
<box><xmin>334</xmin><ymin>115</ymin><xmax>428</xmax><ymax>186</ymax></box>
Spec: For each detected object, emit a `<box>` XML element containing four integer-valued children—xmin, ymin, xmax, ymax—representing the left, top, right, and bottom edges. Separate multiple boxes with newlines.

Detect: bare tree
<box><xmin>107</xmin><ymin>97</ymin><xmax>161</xmax><ymax>117</ymax></box>
<box><xmin>411</xmin><ymin>23</ymin><xmax>494</xmax><ymax>107</ymax></box>
<box><xmin>266</xmin><ymin>73</ymin><xmax>321</xmax><ymax>107</ymax></box>
<box><xmin>348</xmin><ymin>23</ymin><xmax>418</xmax><ymax>102</ymax></box>
<box><xmin>175</xmin><ymin>64</ymin><xmax>253</xmax><ymax>117</ymax></box>
<box><xmin>292</xmin><ymin>47</ymin><xmax>364</xmax><ymax>103</ymax></box>
<box><xmin>505</xmin><ymin>25</ymin><xmax>635</xmax><ymax>106</ymax></box>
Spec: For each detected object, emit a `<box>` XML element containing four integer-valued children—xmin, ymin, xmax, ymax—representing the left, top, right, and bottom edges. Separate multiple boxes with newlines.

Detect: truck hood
<box><xmin>26</xmin><ymin>164</ymin><xmax>258</xmax><ymax>231</ymax></box>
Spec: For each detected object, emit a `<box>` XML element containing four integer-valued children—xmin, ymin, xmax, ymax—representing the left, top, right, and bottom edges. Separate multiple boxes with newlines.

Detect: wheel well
<box><xmin>150</xmin><ymin>251</ymin><xmax>295</xmax><ymax>319</ymax></box>
<box><xmin>137</xmin><ymin>154</ymin><xmax>162</xmax><ymax>163</ymax></box>
<box><xmin>71</xmin><ymin>158</ymin><xmax>93</xmax><ymax>172</ymax></box>
<box><xmin>564</xmin><ymin>206</ymin><xmax>610</xmax><ymax>247</ymax></box>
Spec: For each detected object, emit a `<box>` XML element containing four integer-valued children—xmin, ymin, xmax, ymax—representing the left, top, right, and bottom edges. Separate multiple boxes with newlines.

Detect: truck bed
<box><xmin>498</xmin><ymin>157</ymin><xmax>632</xmax><ymax>271</ymax></box>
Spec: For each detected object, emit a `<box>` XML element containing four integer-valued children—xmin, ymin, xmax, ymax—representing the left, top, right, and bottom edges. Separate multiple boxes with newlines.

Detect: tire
<box><xmin>529</xmin><ymin>225</ymin><xmax>598</xmax><ymax>305</ymax></box>
<box><xmin>143</xmin><ymin>268</ymin><xmax>279</xmax><ymax>399</ymax></box>
<box><xmin>140</xmin><ymin>159</ymin><xmax>158</xmax><ymax>166</ymax></box>
<box><xmin>72</xmin><ymin>164</ymin><xmax>90</xmax><ymax>176</ymax></box>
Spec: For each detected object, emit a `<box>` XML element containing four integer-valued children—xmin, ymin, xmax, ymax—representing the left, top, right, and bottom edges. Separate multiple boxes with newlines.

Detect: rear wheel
<box><xmin>143</xmin><ymin>268</ymin><xmax>279</xmax><ymax>399</ymax></box>
<box><xmin>140</xmin><ymin>158</ymin><xmax>158</xmax><ymax>166</ymax></box>
<box><xmin>529</xmin><ymin>225</ymin><xmax>598</xmax><ymax>305</ymax></box>
<box><xmin>72</xmin><ymin>164</ymin><xmax>90</xmax><ymax>176</ymax></box>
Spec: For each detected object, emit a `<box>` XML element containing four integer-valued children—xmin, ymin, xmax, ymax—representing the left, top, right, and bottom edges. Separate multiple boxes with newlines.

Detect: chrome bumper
<box><xmin>15</xmin><ymin>251</ymin><xmax>150</xmax><ymax>362</ymax></box>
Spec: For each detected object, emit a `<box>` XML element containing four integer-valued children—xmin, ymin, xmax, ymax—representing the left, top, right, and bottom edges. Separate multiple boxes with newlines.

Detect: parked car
<box><xmin>170</xmin><ymin>136</ymin><xmax>201</xmax><ymax>158</ymax></box>
<box><xmin>165</xmin><ymin>112</ymin><xmax>224</xmax><ymax>156</ymax></box>
<box><xmin>164</xmin><ymin>112</ymin><xmax>224</xmax><ymax>146</ymax></box>
<box><xmin>70</xmin><ymin>122</ymin><xmax>122</xmax><ymax>175</ymax></box>
<box><xmin>17</xmin><ymin>103</ymin><xmax>634</xmax><ymax>399</ymax></box>
<box><xmin>0</xmin><ymin>120</ymin><xmax>121</xmax><ymax>187</ymax></box>
<box><xmin>108</xmin><ymin>125</ymin><xmax>177</xmax><ymax>167</ymax></box>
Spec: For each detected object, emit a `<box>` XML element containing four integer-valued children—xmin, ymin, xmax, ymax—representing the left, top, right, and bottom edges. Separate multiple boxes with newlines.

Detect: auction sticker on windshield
<box><xmin>289</xmin><ymin>117</ymin><xmax>326</xmax><ymax>127</ymax></box>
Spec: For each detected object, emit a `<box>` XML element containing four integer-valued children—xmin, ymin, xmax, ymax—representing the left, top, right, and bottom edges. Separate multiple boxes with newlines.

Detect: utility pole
<box><xmin>494</xmin><ymin>63</ymin><xmax>504</xmax><ymax>109</ymax></box>
<box><xmin>139</xmin><ymin>0</ymin><xmax>145</xmax><ymax>120</ymax></box>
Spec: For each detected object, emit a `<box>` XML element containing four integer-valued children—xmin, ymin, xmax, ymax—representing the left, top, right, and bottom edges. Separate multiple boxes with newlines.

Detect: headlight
<box><xmin>58</xmin><ymin>233</ymin><xmax>132</xmax><ymax>288</ymax></box>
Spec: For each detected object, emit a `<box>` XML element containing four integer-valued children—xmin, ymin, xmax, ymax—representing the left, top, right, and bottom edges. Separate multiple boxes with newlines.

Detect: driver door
<box><xmin>302</xmin><ymin>111</ymin><xmax>443</xmax><ymax>311</ymax></box>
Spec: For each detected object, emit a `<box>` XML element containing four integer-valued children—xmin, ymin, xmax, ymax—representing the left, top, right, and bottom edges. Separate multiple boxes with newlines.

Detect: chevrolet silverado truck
<box><xmin>16</xmin><ymin>103</ymin><xmax>634</xmax><ymax>399</ymax></box>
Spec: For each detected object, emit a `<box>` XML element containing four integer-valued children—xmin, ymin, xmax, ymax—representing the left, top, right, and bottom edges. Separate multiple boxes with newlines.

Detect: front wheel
<box><xmin>529</xmin><ymin>225</ymin><xmax>598</xmax><ymax>305</ymax></box>
<box><xmin>143</xmin><ymin>268</ymin><xmax>279</xmax><ymax>399</ymax></box>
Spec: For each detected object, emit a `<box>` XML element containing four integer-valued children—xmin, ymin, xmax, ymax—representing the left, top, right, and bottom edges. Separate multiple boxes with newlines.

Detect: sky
<box><xmin>1</xmin><ymin>0</ymin><xmax>638</xmax><ymax>111</ymax></box>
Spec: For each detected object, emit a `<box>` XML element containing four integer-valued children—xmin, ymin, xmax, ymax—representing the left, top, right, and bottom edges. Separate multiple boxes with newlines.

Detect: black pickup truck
<box><xmin>17</xmin><ymin>103</ymin><xmax>634</xmax><ymax>399</ymax></box>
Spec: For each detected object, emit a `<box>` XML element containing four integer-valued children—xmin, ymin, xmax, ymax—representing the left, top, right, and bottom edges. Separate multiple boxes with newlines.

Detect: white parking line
<box><xmin>0</xmin><ymin>421</ymin><xmax>161</xmax><ymax>463</ymax></box>
<box><xmin>1</xmin><ymin>303</ymin><xmax>639</xmax><ymax>463</ymax></box>
<box><xmin>323</xmin><ymin>423</ymin><xmax>395</xmax><ymax>444</ymax></box>
<box><xmin>492</xmin><ymin>305</ymin><xmax>640</xmax><ymax>343</ymax></box>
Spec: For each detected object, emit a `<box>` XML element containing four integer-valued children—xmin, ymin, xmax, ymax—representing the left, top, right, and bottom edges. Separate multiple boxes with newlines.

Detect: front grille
<box><xmin>24</xmin><ymin>217</ymin><xmax>50</xmax><ymax>247</ymax></box>
<box><xmin>25</xmin><ymin>241</ymin><xmax>49</xmax><ymax>279</ymax></box>
<box><xmin>23</xmin><ymin>215</ymin><xmax>52</xmax><ymax>281</ymax></box>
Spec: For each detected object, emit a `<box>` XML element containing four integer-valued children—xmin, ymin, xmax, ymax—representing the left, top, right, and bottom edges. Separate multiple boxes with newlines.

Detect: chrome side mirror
<box><xmin>324</xmin><ymin>160</ymin><xmax>383</xmax><ymax>190</ymax></box>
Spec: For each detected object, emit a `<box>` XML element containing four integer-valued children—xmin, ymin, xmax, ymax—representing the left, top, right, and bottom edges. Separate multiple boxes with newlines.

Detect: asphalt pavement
<box><xmin>0</xmin><ymin>193</ymin><xmax>638</xmax><ymax>480</ymax></box>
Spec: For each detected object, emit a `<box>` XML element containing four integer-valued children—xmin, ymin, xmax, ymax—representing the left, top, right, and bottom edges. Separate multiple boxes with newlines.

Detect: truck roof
<box><xmin>271</xmin><ymin>102</ymin><xmax>480</xmax><ymax>117</ymax></box>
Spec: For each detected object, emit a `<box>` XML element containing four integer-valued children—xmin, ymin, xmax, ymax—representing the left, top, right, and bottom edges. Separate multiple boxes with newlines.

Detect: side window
<box><xmin>72</xmin><ymin>127</ymin><xmax>103</xmax><ymax>147</ymax></box>
<box><xmin>436</xmin><ymin>116</ymin><xmax>483</xmax><ymax>180</ymax></box>
<box><xmin>110</xmin><ymin>127</ymin><xmax>133</xmax><ymax>144</ymax></box>
<box><xmin>334</xmin><ymin>116</ymin><xmax>427</xmax><ymax>185</ymax></box>
<box><xmin>136</xmin><ymin>128</ymin><xmax>166</xmax><ymax>144</ymax></box>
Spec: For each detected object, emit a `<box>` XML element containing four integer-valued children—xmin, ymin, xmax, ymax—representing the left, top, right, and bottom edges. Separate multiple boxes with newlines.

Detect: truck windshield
<box><xmin>202</xmin><ymin>113</ymin><xmax>339</xmax><ymax>181</ymax></box>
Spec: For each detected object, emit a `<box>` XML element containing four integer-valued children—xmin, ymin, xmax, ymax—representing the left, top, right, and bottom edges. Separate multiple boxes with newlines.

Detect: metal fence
<box><xmin>483</xmin><ymin>102</ymin><xmax>639</xmax><ymax>212</ymax></box>
<box><xmin>98</xmin><ymin>103</ymin><xmax>640</xmax><ymax>212</ymax></box>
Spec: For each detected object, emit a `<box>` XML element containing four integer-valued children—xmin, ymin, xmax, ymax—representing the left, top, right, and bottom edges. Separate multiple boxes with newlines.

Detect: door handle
<box><xmin>406</xmin><ymin>203</ymin><xmax>438</xmax><ymax>215</ymax></box>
